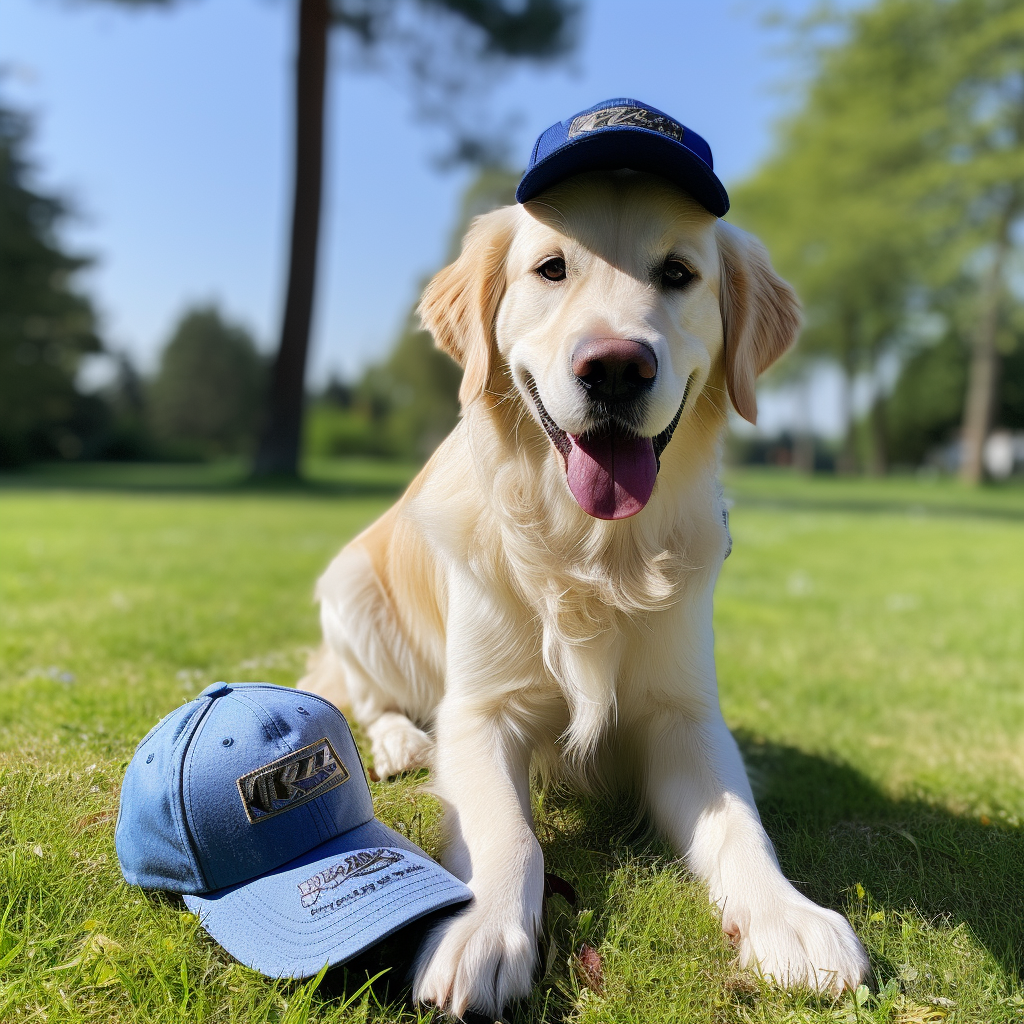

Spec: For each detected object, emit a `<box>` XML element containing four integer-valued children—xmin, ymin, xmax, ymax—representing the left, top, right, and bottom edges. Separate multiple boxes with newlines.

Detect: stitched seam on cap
<box><xmin>309</xmin><ymin>796</ymin><xmax>332</xmax><ymax>842</ymax></box>
<box><xmin>178</xmin><ymin>698</ymin><xmax>218</xmax><ymax>891</ymax></box>
<box><xmin>185</xmin><ymin>709</ymin><xmax>217</xmax><ymax>884</ymax></box>
<box><xmin>286</xmin><ymin>689</ymin><xmax>351</xmax><ymax>719</ymax></box>
<box><xmin>232</xmin><ymin>868</ymin><xmax>468</xmax><ymax>939</ymax></box>
<box><xmin>234</xmin><ymin>690</ymin><xmax>290</xmax><ymax>747</ymax></box>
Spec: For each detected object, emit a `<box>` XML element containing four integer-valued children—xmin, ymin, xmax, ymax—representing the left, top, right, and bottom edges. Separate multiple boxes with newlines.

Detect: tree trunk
<box><xmin>836</xmin><ymin>340</ymin><xmax>858</xmax><ymax>475</ymax></box>
<box><xmin>867</xmin><ymin>388</ymin><xmax>888</xmax><ymax>477</ymax></box>
<box><xmin>253</xmin><ymin>0</ymin><xmax>329</xmax><ymax>478</ymax></box>
<box><xmin>960</xmin><ymin>201</ymin><xmax>1015</xmax><ymax>485</ymax></box>
<box><xmin>793</xmin><ymin>371</ymin><xmax>815</xmax><ymax>473</ymax></box>
<box><xmin>863</xmin><ymin>341</ymin><xmax>890</xmax><ymax>477</ymax></box>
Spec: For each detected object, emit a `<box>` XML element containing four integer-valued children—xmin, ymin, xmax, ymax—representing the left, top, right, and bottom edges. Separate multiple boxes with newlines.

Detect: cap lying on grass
<box><xmin>116</xmin><ymin>681</ymin><xmax>472</xmax><ymax>978</ymax></box>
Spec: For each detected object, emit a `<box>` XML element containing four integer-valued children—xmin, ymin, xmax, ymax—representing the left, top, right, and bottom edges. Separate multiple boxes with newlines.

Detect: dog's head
<box><xmin>420</xmin><ymin>171</ymin><xmax>800</xmax><ymax>520</ymax></box>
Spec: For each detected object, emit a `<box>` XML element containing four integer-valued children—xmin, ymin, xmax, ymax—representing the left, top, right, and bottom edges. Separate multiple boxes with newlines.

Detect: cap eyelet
<box><xmin>146</xmin><ymin>753</ymin><xmax>154</xmax><ymax>764</ymax></box>
<box><xmin>221</xmin><ymin>737</ymin><xmax>233</xmax><ymax>747</ymax></box>
<box><xmin>296</xmin><ymin>706</ymin><xmax>309</xmax><ymax>716</ymax></box>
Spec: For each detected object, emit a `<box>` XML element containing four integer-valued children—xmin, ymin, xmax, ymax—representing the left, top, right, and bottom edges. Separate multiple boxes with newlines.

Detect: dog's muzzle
<box><xmin>526</xmin><ymin>375</ymin><xmax>691</xmax><ymax>521</ymax></box>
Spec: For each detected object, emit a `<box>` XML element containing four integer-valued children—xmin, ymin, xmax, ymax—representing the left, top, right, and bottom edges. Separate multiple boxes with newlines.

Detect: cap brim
<box><xmin>516</xmin><ymin>127</ymin><xmax>730</xmax><ymax>216</ymax></box>
<box><xmin>183</xmin><ymin>818</ymin><xmax>472</xmax><ymax>979</ymax></box>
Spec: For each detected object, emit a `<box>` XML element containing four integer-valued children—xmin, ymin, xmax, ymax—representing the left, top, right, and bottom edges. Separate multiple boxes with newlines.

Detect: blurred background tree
<box><xmin>305</xmin><ymin>166</ymin><xmax>517</xmax><ymax>461</ymax></box>
<box><xmin>0</xmin><ymin>99</ymin><xmax>103</xmax><ymax>467</ymax></box>
<box><xmin>84</xmin><ymin>0</ymin><xmax>579</xmax><ymax>478</ymax></box>
<box><xmin>254</xmin><ymin>0</ymin><xmax>579</xmax><ymax>478</ymax></box>
<box><xmin>937</xmin><ymin>0</ymin><xmax>1024</xmax><ymax>482</ymax></box>
<box><xmin>7</xmin><ymin>0</ymin><xmax>1024</xmax><ymax>481</ymax></box>
<box><xmin>733</xmin><ymin>0</ymin><xmax>1024</xmax><ymax>481</ymax></box>
<box><xmin>148</xmin><ymin>306</ymin><xmax>266</xmax><ymax>460</ymax></box>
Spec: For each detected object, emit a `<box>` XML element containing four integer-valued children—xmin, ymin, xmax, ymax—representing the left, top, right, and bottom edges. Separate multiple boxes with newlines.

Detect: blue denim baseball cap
<box><xmin>516</xmin><ymin>97</ymin><xmax>730</xmax><ymax>216</ymax></box>
<box><xmin>115</xmin><ymin>682</ymin><xmax>472</xmax><ymax>979</ymax></box>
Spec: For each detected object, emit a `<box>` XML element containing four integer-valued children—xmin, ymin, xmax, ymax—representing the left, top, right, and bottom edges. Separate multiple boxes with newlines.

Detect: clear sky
<box><xmin>3</xmin><ymin>0</ymin><xmax>838</xmax><ymax>428</ymax></box>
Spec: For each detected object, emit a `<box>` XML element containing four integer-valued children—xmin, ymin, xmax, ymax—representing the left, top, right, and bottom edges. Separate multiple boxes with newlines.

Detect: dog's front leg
<box><xmin>412</xmin><ymin>584</ymin><xmax>543</xmax><ymax>1018</ymax></box>
<box><xmin>645</xmin><ymin>708</ymin><xmax>869</xmax><ymax>994</ymax></box>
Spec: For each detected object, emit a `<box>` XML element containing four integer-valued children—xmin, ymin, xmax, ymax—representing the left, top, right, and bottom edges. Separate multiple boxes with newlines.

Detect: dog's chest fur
<box><xmin>407</xmin><ymin>404</ymin><xmax>730</xmax><ymax>769</ymax></box>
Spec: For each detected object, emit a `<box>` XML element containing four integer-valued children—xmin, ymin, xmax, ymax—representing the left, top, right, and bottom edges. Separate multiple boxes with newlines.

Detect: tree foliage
<box><xmin>331</xmin><ymin>0</ymin><xmax>578</xmax><ymax>161</ymax></box>
<box><xmin>83</xmin><ymin>0</ymin><xmax>578</xmax><ymax>476</ymax></box>
<box><xmin>253</xmin><ymin>0</ymin><xmax>577</xmax><ymax>475</ymax></box>
<box><xmin>732</xmin><ymin>0</ymin><xmax>1024</xmax><ymax>476</ymax></box>
<box><xmin>0</xmin><ymin>101</ymin><xmax>102</xmax><ymax>467</ymax></box>
<box><xmin>148</xmin><ymin>306</ymin><xmax>266</xmax><ymax>458</ymax></box>
<box><xmin>307</xmin><ymin>167</ymin><xmax>518</xmax><ymax>461</ymax></box>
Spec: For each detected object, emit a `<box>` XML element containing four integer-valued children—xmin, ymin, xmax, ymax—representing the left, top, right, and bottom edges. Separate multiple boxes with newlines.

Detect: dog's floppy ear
<box><xmin>419</xmin><ymin>205</ymin><xmax>518</xmax><ymax>407</ymax></box>
<box><xmin>716</xmin><ymin>220</ymin><xmax>801</xmax><ymax>424</ymax></box>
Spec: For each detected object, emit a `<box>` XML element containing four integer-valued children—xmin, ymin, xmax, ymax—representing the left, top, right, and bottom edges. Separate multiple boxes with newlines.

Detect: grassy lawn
<box><xmin>1</xmin><ymin>461</ymin><xmax>1022</xmax><ymax>1022</ymax></box>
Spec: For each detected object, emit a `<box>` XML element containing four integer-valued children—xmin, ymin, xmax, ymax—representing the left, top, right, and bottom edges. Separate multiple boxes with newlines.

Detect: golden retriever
<box><xmin>302</xmin><ymin>169</ymin><xmax>869</xmax><ymax>1016</ymax></box>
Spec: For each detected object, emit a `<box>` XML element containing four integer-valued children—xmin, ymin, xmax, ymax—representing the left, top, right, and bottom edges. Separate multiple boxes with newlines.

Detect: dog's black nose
<box><xmin>572</xmin><ymin>338</ymin><xmax>657</xmax><ymax>403</ymax></box>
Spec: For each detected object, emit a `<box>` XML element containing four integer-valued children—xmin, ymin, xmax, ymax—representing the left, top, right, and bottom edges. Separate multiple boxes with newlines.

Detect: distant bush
<box><xmin>727</xmin><ymin>432</ymin><xmax>837</xmax><ymax>473</ymax></box>
<box><xmin>885</xmin><ymin>321</ymin><xmax>1024</xmax><ymax>469</ymax></box>
<box><xmin>84</xmin><ymin>353</ymin><xmax>162</xmax><ymax>461</ymax></box>
<box><xmin>148</xmin><ymin>306</ymin><xmax>266</xmax><ymax>459</ymax></box>
<box><xmin>304</xmin><ymin>317</ymin><xmax>463</xmax><ymax>462</ymax></box>
<box><xmin>305</xmin><ymin>402</ymin><xmax>396</xmax><ymax>459</ymax></box>
<box><xmin>305</xmin><ymin>168</ymin><xmax>519</xmax><ymax>464</ymax></box>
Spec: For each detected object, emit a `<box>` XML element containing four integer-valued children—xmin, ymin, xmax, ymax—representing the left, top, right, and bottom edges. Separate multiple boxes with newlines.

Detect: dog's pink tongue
<box><xmin>565</xmin><ymin>430</ymin><xmax>657</xmax><ymax>520</ymax></box>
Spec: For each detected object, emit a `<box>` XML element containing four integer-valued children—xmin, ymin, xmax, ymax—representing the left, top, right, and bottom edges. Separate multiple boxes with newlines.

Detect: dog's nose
<box><xmin>572</xmin><ymin>339</ymin><xmax>657</xmax><ymax>402</ymax></box>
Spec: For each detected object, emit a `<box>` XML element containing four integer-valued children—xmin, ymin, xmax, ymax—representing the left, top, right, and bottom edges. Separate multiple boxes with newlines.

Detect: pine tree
<box><xmin>0</xmin><ymin>101</ymin><xmax>101</xmax><ymax>467</ymax></box>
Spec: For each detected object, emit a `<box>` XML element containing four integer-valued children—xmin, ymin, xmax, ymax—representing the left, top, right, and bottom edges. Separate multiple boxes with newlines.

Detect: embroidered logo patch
<box><xmin>236</xmin><ymin>737</ymin><xmax>349</xmax><ymax>823</ymax></box>
<box><xmin>568</xmin><ymin>105</ymin><xmax>684</xmax><ymax>143</ymax></box>
<box><xmin>298</xmin><ymin>848</ymin><xmax>405</xmax><ymax>908</ymax></box>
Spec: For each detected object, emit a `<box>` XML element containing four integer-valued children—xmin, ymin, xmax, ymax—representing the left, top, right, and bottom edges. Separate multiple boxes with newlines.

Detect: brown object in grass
<box><xmin>576</xmin><ymin>943</ymin><xmax>604</xmax><ymax>994</ymax></box>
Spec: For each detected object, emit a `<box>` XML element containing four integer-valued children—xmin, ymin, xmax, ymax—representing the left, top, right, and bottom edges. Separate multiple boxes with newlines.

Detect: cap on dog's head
<box><xmin>516</xmin><ymin>98</ymin><xmax>730</xmax><ymax>217</ymax></box>
<box><xmin>420</xmin><ymin>101</ymin><xmax>799</xmax><ymax>522</ymax></box>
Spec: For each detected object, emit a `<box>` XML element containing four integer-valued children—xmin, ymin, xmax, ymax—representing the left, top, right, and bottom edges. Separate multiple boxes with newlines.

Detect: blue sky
<box><xmin>3</xmin><ymin>0</ymin><xmax>837</xmax><ymax>426</ymax></box>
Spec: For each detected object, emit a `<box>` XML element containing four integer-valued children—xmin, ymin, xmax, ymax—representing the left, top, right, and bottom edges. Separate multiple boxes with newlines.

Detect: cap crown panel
<box><xmin>115</xmin><ymin>699</ymin><xmax>210</xmax><ymax>891</ymax></box>
<box><xmin>183</xmin><ymin>686</ymin><xmax>374</xmax><ymax>893</ymax></box>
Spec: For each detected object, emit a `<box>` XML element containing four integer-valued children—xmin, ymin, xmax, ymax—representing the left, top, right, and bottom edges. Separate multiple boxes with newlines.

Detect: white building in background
<box><xmin>983</xmin><ymin>431</ymin><xmax>1024</xmax><ymax>479</ymax></box>
<box><xmin>927</xmin><ymin>431</ymin><xmax>1024</xmax><ymax>478</ymax></box>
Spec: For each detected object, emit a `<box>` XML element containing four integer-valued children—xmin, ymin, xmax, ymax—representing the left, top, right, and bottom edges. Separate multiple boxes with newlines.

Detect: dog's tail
<box><xmin>297</xmin><ymin>642</ymin><xmax>351</xmax><ymax>711</ymax></box>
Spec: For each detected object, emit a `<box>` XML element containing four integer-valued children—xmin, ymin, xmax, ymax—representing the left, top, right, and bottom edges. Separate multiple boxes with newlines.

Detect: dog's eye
<box><xmin>661</xmin><ymin>258</ymin><xmax>695</xmax><ymax>290</ymax></box>
<box><xmin>537</xmin><ymin>257</ymin><xmax>566</xmax><ymax>282</ymax></box>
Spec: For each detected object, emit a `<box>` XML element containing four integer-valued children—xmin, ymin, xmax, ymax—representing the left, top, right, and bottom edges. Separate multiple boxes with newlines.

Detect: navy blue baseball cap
<box><xmin>516</xmin><ymin>97</ymin><xmax>730</xmax><ymax>216</ymax></box>
<box><xmin>116</xmin><ymin>682</ymin><xmax>472</xmax><ymax>978</ymax></box>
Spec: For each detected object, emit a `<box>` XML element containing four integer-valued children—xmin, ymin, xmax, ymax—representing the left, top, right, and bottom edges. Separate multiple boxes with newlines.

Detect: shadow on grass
<box><xmin>314</xmin><ymin>906</ymin><xmax>454</xmax><ymax>1014</ymax></box>
<box><xmin>740</xmin><ymin>734</ymin><xmax>1024</xmax><ymax>985</ymax></box>
<box><xmin>310</xmin><ymin>738</ymin><xmax>1023</xmax><ymax>1020</ymax></box>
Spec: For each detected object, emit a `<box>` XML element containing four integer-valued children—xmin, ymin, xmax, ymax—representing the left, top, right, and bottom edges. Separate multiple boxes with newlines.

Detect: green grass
<box><xmin>1</xmin><ymin>462</ymin><xmax>1022</xmax><ymax>1022</ymax></box>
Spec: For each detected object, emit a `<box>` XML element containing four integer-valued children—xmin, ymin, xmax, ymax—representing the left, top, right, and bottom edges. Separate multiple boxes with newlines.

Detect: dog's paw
<box><xmin>412</xmin><ymin>904</ymin><xmax>537</xmax><ymax>1018</ymax></box>
<box><xmin>730</xmin><ymin>892</ymin><xmax>869</xmax><ymax>995</ymax></box>
<box><xmin>366</xmin><ymin>712</ymin><xmax>433</xmax><ymax>778</ymax></box>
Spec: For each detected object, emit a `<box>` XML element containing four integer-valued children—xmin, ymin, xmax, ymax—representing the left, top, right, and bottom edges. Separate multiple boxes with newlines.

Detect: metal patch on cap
<box><xmin>237</xmin><ymin>737</ymin><xmax>349</xmax><ymax>824</ymax></box>
<box><xmin>568</xmin><ymin>105</ymin><xmax>684</xmax><ymax>143</ymax></box>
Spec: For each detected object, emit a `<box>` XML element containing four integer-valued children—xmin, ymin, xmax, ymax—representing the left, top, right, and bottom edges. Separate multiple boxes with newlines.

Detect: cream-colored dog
<box><xmin>302</xmin><ymin>170</ymin><xmax>869</xmax><ymax>1017</ymax></box>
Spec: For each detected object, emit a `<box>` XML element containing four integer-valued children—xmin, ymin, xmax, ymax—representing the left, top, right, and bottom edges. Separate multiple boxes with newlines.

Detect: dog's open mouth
<box><xmin>526</xmin><ymin>377</ymin><xmax>689</xmax><ymax>521</ymax></box>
